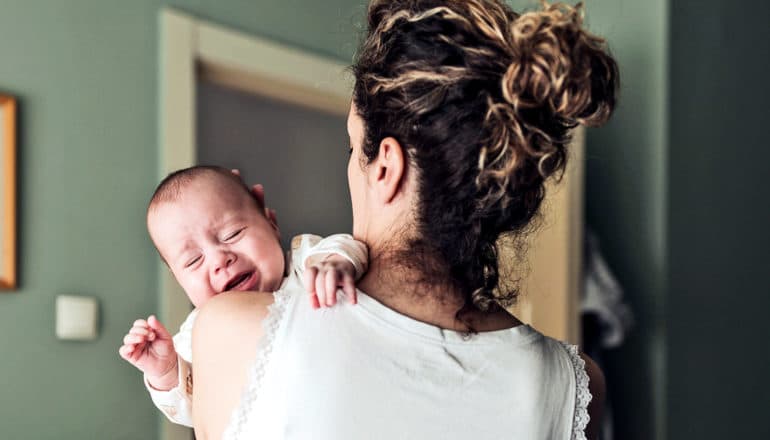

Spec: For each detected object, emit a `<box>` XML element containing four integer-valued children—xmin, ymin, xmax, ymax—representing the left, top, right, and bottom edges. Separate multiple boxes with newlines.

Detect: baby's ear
<box><xmin>270</xmin><ymin>214</ymin><xmax>280</xmax><ymax>237</ymax></box>
<box><xmin>267</xmin><ymin>208</ymin><xmax>280</xmax><ymax>235</ymax></box>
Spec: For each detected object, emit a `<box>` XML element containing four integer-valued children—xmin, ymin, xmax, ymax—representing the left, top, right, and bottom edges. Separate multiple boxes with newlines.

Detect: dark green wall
<box><xmin>668</xmin><ymin>0</ymin><xmax>770</xmax><ymax>438</ymax></box>
<box><xmin>0</xmin><ymin>1</ymin><xmax>362</xmax><ymax>438</ymax></box>
<box><xmin>585</xmin><ymin>0</ymin><xmax>770</xmax><ymax>438</ymax></box>
<box><xmin>583</xmin><ymin>0</ymin><xmax>669</xmax><ymax>438</ymax></box>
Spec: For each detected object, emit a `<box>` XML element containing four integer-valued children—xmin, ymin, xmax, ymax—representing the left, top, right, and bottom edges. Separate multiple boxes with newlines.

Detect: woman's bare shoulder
<box><xmin>192</xmin><ymin>290</ymin><xmax>276</xmax><ymax>362</ymax></box>
<box><xmin>195</xmin><ymin>291</ymin><xmax>275</xmax><ymax>332</ymax></box>
<box><xmin>191</xmin><ymin>291</ymin><xmax>275</xmax><ymax>439</ymax></box>
<box><xmin>192</xmin><ymin>290</ymin><xmax>277</xmax><ymax>374</ymax></box>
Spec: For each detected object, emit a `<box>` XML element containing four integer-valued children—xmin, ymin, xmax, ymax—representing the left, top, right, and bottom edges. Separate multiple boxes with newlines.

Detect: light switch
<box><xmin>56</xmin><ymin>295</ymin><xmax>99</xmax><ymax>341</ymax></box>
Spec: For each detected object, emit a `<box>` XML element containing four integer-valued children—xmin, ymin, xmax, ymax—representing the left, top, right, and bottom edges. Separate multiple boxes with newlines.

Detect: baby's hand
<box><xmin>303</xmin><ymin>255</ymin><xmax>358</xmax><ymax>308</ymax></box>
<box><xmin>118</xmin><ymin>315</ymin><xmax>179</xmax><ymax>391</ymax></box>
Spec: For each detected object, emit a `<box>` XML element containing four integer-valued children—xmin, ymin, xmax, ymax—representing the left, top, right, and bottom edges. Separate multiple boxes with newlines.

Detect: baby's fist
<box><xmin>118</xmin><ymin>316</ymin><xmax>179</xmax><ymax>390</ymax></box>
<box><xmin>303</xmin><ymin>256</ymin><xmax>358</xmax><ymax>308</ymax></box>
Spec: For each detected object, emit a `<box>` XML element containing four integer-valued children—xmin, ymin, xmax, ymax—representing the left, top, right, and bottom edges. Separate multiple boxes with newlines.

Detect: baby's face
<box><xmin>148</xmin><ymin>179</ymin><xmax>285</xmax><ymax>308</ymax></box>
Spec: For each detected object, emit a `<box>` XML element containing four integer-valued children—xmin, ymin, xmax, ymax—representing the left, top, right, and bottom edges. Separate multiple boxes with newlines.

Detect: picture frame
<box><xmin>1</xmin><ymin>94</ymin><xmax>17</xmax><ymax>290</ymax></box>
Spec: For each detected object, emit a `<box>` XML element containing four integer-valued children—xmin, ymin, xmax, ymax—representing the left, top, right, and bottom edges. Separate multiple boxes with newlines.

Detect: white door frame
<box><xmin>158</xmin><ymin>8</ymin><xmax>351</xmax><ymax>440</ymax></box>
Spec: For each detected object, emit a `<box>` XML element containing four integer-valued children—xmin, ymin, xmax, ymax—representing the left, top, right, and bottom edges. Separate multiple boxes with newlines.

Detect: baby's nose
<box><xmin>214</xmin><ymin>252</ymin><xmax>236</xmax><ymax>272</ymax></box>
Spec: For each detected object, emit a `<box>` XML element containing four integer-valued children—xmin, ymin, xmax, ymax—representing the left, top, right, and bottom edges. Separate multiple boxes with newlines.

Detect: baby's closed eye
<box><xmin>185</xmin><ymin>255</ymin><xmax>202</xmax><ymax>268</ymax></box>
<box><xmin>221</xmin><ymin>228</ymin><xmax>246</xmax><ymax>242</ymax></box>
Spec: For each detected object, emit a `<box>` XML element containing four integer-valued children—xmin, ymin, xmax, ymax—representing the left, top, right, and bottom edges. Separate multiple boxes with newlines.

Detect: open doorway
<box><xmin>196</xmin><ymin>80</ymin><xmax>351</xmax><ymax>250</ymax></box>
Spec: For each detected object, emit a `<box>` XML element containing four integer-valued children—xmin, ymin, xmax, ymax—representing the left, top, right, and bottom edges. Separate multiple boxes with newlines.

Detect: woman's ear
<box><xmin>372</xmin><ymin>136</ymin><xmax>406</xmax><ymax>204</ymax></box>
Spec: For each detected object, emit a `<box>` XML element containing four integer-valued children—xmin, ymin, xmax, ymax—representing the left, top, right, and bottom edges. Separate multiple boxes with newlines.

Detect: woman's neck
<box><xmin>357</xmin><ymin>255</ymin><xmax>523</xmax><ymax>332</ymax></box>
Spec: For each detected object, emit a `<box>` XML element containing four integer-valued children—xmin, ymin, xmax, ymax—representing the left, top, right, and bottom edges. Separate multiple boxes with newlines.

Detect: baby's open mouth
<box><xmin>224</xmin><ymin>271</ymin><xmax>256</xmax><ymax>291</ymax></box>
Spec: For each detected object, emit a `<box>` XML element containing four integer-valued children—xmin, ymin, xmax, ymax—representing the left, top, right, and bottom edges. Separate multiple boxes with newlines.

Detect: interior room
<box><xmin>0</xmin><ymin>0</ymin><xmax>767</xmax><ymax>439</ymax></box>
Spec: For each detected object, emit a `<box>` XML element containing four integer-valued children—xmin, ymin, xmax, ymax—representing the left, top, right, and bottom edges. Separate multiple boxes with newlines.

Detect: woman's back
<box><xmin>224</xmin><ymin>277</ymin><xmax>590</xmax><ymax>440</ymax></box>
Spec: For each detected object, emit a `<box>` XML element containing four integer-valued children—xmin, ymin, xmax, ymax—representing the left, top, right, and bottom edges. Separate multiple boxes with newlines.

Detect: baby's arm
<box><xmin>291</xmin><ymin>234</ymin><xmax>369</xmax><ymax>308</ymax></box>
<box><xmin>144</xmin><ymin>310</ymin><xmax>197</xmax><ymax>426</ymax></box>
<box><xmin>119</xmin><ymin>313</ymin><xmax>195</xmax><ymax>427</ymax></box>
<box><xmin>144</xmin><ymin>358</ymin><xmax>194</xmax><ymax>427</ymax></box>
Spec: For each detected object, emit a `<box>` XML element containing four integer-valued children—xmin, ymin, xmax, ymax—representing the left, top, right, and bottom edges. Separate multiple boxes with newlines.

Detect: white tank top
<box><xmin>224</xmin><ymin>274</ymin><xmax>591</xmax><ymax>440</ymax></box>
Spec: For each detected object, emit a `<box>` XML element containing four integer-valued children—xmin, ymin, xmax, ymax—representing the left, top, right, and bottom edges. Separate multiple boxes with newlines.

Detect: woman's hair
<box><xmin>352</xmin><ymin>0</ymin><xmax>619</xmax><ymax>316</ymax></box>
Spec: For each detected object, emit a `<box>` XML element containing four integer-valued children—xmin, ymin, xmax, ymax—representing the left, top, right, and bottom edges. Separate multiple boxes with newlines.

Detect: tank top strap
<box><xmin>558</xmin><ymin>341</ymin><xmax>592</xmax><ymax>440</ymax></box>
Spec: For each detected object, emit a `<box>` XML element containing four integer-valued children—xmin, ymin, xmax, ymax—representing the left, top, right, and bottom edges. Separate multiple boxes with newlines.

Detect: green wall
<box><xmin>0</xmin><ymin>1</ymin><xmax>361</xmax><ymax>438</ymax></box>
<box><xmin>582</xmin><ymin>1</ymin><xmax>669</xmax><ymax>438</ymax></box>
<box><xmin>584</xmin><ymin>0</ymin><xmax>770</xmax><ymax>438</ymax></box>
<box><xmin>668</xmin><ymin>0</ymin><xmax>770</xmax><ymax>438</ymax></box>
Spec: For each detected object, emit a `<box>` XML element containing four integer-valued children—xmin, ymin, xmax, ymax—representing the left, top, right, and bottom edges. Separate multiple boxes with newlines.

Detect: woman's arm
<box><xmin>191</xmin><ymin>291</ymin><xmax>274</xmax><ymax>439</ymax></box>
<box><xmin>580</xmin><ymin>353</ymin><xmax>606</xmax><ymax>440</ymax></box>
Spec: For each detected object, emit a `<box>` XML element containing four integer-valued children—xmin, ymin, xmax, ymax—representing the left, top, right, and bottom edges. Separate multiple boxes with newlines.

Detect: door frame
<box><xmin>158</xmin><ymin>8</ymin><xmax>351</xmax><ymax>440</ymax></box>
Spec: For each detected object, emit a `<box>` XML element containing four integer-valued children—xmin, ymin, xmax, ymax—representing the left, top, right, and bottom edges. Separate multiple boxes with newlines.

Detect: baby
<box><xmin>118</xmin><ymin>165</ymin><xmax>367</xmax><ymax>427</ymax></box>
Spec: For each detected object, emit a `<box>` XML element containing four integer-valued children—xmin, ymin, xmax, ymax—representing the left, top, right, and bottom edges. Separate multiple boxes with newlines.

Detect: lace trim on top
<box><xmin>222</xmin><ymin>289</ymin><xmax>293</xmax><ymax>440</ymax></box>
<box><xmin>560</xmin><ymin>342</ymin><xmax>592</xmax><ymax>440</ymax></box>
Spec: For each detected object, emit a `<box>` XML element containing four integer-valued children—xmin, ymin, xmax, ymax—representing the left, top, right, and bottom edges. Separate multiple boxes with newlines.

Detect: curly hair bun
<box><xmin>505</xmin><ymin>2</ymin><xmax>618</xmax><ymax>126</ymax></box>
<box><xmin>478</xmin><ymin>1</ymin><xmax>619</xmax><ymax>201</ymax></box>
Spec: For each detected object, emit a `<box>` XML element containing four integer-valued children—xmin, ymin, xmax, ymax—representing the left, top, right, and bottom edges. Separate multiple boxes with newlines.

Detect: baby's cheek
<box><xmin>184</xmin><ymin>279</ymin><xmax>212</xmax><ymax>308</ymax></box>
<box><xmin>263</xmin><ymin>253</ymin><xmax>286</xmax><ymax>290</ymax></box>
<box><xmin>265</xmin><ymin>259</ymin><xmax>284</xmax><ymax>282</ymax></box>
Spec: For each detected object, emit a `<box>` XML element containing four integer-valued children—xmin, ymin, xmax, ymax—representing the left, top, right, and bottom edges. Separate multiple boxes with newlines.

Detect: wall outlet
<box><xmin>56</xmin><ymin>295</ymin><xmax>99</xmax><ymax>341</ymax></box>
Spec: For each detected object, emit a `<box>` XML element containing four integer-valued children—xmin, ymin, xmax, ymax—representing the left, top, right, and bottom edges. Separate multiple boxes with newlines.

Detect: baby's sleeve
<box><xmin>143</xmin><ymin>358</ymin><xmax>193</xmax><ymax>427</ymax></box>
<box><xmin>291</xmin><ymin>233</ymin><xmax>369</xmax><ymax>280</ymax></box>
<box><xmin>143</xmin><ymin>310</ymin><xmax>197</xmax><ymax>427</ymax></box>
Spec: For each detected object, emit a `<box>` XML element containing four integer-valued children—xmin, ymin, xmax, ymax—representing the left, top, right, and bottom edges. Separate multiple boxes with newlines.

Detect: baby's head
<box><xmin>147</xmin><ymin>166</ymin><xmax>285</xmax><ymax>307</ymax></box>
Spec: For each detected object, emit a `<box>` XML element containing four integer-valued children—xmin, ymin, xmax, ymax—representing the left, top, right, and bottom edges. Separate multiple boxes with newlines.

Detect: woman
<box><xmin>192</xmin><ymin>0</ymin><xmax>618</xmax><ymax>438</ymax></box>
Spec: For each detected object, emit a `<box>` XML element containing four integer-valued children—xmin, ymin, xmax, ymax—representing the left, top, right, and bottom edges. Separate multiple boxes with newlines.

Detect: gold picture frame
<box><xmin>1</xmin><ymin>94</ymin><xmax>17</xmax><ymax>290</ymax></box>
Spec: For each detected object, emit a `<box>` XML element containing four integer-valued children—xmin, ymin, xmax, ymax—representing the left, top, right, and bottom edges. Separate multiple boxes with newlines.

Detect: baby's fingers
<box><xmin>315</xmin><ymin>271</ymin><xmax>328</xmax><ymax>307</ymax></box>
<box><xmin>119</xmin><ymin>343</ymin><xmax>144</xmax><ymax>364</ymax></box>
<box><xmin>342</xmin><ymin>273</ymin><xmax>357</xmax><ymax>305</ymax></box>
<box><xmin>325</xmin><ymin>270</ymin><xmax>337</xmax><ymax>307</ymax></box>
<box><xmin>130</xmin><ymin>327</ymin><xmax>156</xmax><ymax>342</ymax></box>
<box><xmin>118</xmin><ymin>344</ymin><xmax>134</xmax><ymax>360</ymax></box>
<box><xmin>123</xmin><ymin>333</ymin><xmax>148</xmax><ymax>345</ymax></box>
